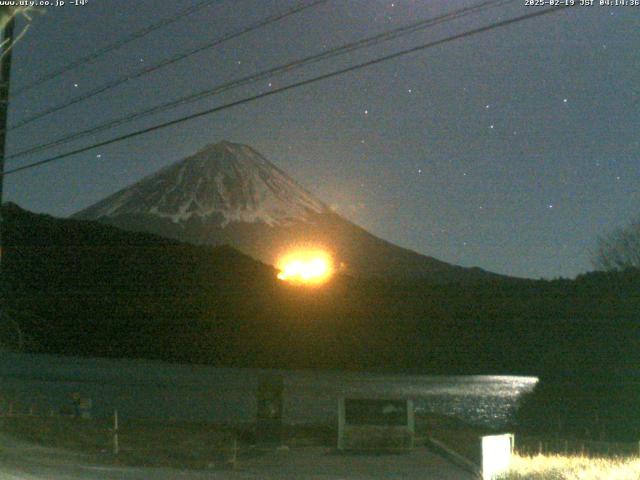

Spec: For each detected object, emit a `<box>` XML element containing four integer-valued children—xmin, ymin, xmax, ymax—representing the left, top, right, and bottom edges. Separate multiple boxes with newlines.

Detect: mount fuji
<box><xmin>73</xmin><ymin>141</ymin><xmax>497</xmax><ymax>282</ymax></box>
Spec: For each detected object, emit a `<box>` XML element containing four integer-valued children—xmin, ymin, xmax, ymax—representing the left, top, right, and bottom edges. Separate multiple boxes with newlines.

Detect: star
<box><xmin>563</xmin><ymin>98</ymin><xmax>568</xmax><ymax>103</ymax></box>
<box><xmin>73</xmin><ymin>83</ymin><xmax>79</xmax><ymax>88</ymax></box>
<box><xmin>489</xmin><ymin>124</ymin><xmax>495</xmax><ymax>129</ymax></box>
<box><xmin>364</xmin><ymin>109</ymin><xmax>369</xmax><ymax>115</ymax></box>
<box><xmin>417</xmin><ymin>168</ymin><xmax>422</xmax><ymax>174</ymax></box>
<box><xmin>548</xmin><ymin>204</ymin><xmax>554</xmax><ymax>209</ymax></box>
<box><xmin>407</xmin><ymin>88</ymin><xmax>412</xmax><ymax>94</ymax></box>
<box><xmin>485</xmin><ymin>104</ymin><xmax>490</xmax><ymax>109</ymax></box>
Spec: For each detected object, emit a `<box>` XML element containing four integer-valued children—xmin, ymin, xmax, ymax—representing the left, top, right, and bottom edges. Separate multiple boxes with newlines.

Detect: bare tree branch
<box><xmin>592</xmin><ymin>218</ymin><xmax>640</xmax><ymax>271</ymax></box>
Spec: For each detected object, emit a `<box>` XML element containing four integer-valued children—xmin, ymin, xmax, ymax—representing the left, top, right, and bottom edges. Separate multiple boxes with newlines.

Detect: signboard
<box><xmin>338</xmin><ymin>398</ymin><xmax>414</xmax><ymax>451</ymax></box>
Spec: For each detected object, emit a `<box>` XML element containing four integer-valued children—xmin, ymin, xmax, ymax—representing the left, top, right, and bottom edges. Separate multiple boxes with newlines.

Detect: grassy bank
<box><xmin>498</xmin><ymin>454</ymin><xmax>640</xmax><ymax>480</ymax></box>
<box><xmin>0</xmin><ymin>415</ymin><xmax>343</xmax><ymax>469</ymax></box>
<box><xmin>0</xmin><ymin>416</ymin><xmax>240</xmax><ymax>469</ymax></box>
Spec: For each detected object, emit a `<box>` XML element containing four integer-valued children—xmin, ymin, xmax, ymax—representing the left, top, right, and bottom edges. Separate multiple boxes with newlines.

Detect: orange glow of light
<box><xmin>276</xmin><ymin>249</ymin><xmax>334</xmax><ymax>285</ymax></box>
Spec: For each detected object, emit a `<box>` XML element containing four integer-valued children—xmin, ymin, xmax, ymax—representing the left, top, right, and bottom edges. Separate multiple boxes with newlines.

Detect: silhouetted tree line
<box><xmin>514</xmin><ymin>331</ymin><xmax>640</xmax><ymax>441</ymax></box>
<box><xmin>514</xmin><ymin>216</ymin><xmax>640</xmax><ymax>442</ymax></box>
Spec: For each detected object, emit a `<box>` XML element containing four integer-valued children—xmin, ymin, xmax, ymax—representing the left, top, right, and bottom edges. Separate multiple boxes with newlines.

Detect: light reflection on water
<box><xmin>282</xmin><ymin>372</ymin><xmax>537</xmax><ymax>428</ymax></box>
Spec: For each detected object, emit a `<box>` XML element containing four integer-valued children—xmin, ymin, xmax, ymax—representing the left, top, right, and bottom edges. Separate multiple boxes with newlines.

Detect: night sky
<box><xmin>5</xmin><ymin>0</ymin><xmax>639</xmax><ymax>279</ymax></box>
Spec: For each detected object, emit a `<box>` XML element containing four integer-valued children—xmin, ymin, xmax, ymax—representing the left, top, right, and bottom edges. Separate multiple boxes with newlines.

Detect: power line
<box><xmin>13</xmin><ymin>0</ymin><xmax>220</xmax><ymax>97</ymax></box>
<box><xmin>8</xmin><ymin>0</ymin><xmax>330</xmax><ymax>131</ymax></box>
<box><xmin>7</xmin><ymin>0</ymin><xmax>514</xmax><ymax>161</ymax></box>
<box><xmin>1</xmin><ymin>5</ymin><xmax>574</xmax><ymax>178</ymax></box>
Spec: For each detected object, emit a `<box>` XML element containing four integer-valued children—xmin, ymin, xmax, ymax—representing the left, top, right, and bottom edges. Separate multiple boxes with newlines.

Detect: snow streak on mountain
<box><xmin>77</xmin><ymin>141</ymin><xmax>329</xmax><ymax>227</ymax></box>
<box><xmin>75</xmin><ymin>140</ymin><xmax>501</xmax><ymax>282</ymax></box>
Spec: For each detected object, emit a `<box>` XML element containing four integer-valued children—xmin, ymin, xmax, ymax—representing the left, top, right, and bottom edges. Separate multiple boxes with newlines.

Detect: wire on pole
<box><xmin>6</xmin><ymin>0</ymin><xmax>514</xmax><ymax>161</ymax></box>
<box><xmin>12</xmin><ymin>0</ymin><xmax>220</xmax><ymax>96</ymax></box>
<box><xmin>2</xmin><ymin>5</ymin><xmax>574</xmax><ymax>178</ymax></box>
<box><xmin>7</xmin><ymin>0</ymin><xmax>330</xmax><ymax>131</ymax></box>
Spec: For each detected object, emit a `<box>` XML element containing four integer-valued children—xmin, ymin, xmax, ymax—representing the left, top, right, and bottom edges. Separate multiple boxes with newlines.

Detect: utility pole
<box><xmin>0</xmin><ymin>12</ymin><xmax>16</xmax><ymax>267</ymax></box>
<box><xmin>0</xmin><ymin>12</ymin><xmax>16</xmax><ymax>339</ymax></box>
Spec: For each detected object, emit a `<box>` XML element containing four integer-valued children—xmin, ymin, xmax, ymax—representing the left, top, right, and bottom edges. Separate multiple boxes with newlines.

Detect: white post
<box><xmin>337</xmin><ymin>398</ymin><xmax>345</xmax><ymax>451</ymax></box>
<box><xmin>482</xmin><ymin>434</ymin><xmax>514</xmax><ymax>480</ymax></box>
<box><xmin>231</xmin><ymin>433</ymin><xmax>237</xmax><ymax>468</ymax></box>
<box><xmin>407</xmin><ymin>399</ymin><xmax>415</xmax><ymax>449</ymax></box>
<box><xmin>113</xmin><ymin>409</ymin><xmax>119</xmax><ymax>455</ymax></box>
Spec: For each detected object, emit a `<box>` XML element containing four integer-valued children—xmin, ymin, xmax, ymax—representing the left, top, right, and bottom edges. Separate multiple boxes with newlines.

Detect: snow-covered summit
<box><xmin>75</xmin><ymin>141</ymin><xmax>329</xmax><ymax>227</ymax></box>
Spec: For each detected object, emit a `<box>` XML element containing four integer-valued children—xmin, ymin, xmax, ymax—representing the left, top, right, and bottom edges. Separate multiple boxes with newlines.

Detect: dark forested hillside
<box><xmin>2</xmin><ymin>203</ymin><xmax>639</xmax><ymax>375</ymax></box>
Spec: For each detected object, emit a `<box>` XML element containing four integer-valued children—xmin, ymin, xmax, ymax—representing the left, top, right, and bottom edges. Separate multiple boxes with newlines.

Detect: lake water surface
<box><xmin>0</xmin><ymin>349</ymin><xmax>536</xmax><ymax>429</ymax></box>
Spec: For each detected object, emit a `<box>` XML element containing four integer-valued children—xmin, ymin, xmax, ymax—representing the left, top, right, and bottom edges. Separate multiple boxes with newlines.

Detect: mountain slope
<box><xmin>73</xmin><ymin>141</ymin><xmax>499</xmax><ymax>282</ymax></box>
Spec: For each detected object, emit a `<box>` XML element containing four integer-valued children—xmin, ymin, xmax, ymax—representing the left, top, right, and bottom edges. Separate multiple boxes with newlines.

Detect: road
<box><xmin>0</xmin><ymin>434</ymin><xmax>476</xmax><ymax>479</ymax></box>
